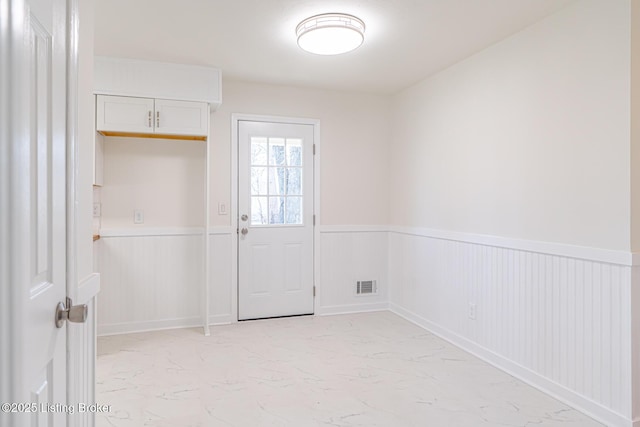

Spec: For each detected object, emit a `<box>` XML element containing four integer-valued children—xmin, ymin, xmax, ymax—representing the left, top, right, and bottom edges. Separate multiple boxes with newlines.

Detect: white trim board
<box><xmin>321</xmin><ymin>225</ymin><xmax>636</xmax><ymax>266</ymax></box>
<box><xmin>100</xmin><ymin>227</ymin><xmax>205</xmax><ymax>237</ymax></box>
<box><xmin>390</xmin><ymin>226</ymin><xmax>635</xmax><ymax>267</ymax></box>
<box><xmin>98</xmin><ymin>225</ymin><xmax>638</xmax><ymax>264</ymax></box>
<box><xmin>316</xmin><ymin>302</ymin><xmax>389</xmax><ymax>316</ymax></box>
<box><xmin>320</xmin><ymin>225</ymin><xmax>389</xmax><ymax>233</ymax></box>
<box><xmin>76</xmin><ymin>273</ymin><xmax>100</xmax><ymax>305</ymax></box>
<box><xmin>97</xmin><ymin>317</ymin><xmax>203</xmax><ymax>337</ymax></box>
<box><xmin>208</xmin><ymin>314</ymin><xmax>234</xmax><ymax>326</ymax></box>
<box><xmin>208</xmin><ymin>227</ymin><xmax>233</xmax><ymax>235</ymax></box>
<box><xmin>94</xmin><ymin>56</ymin><xmax>222</xmax><ymax>108</ymax></box>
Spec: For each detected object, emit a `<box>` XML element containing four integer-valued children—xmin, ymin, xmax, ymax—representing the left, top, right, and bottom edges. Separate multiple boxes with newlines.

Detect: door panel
<box><xmin>284</xmin><ymin>244</ymin><xmax>302</xmax><ymax>292</ymax></box>
<box><xmin>18</xmin><ymin>0</ymin><xmax>68</xmax><ymax>425</ymax></box>
<box><xmin>238</xmin><ymin>121</ymin><xmax>314</xmax><ymax>320</ymax></box>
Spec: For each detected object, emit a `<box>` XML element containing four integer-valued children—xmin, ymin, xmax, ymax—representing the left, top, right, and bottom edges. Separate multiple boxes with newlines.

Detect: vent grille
<box><xmin>356</xmin><ymin>280</ymin><xmax>377</xmax><ymax>295</ymax></box>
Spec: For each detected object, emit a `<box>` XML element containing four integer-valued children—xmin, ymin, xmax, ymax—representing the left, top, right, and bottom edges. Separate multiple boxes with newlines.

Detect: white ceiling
<box><xmin>94</xmin><ymin>0</ymin><xmax>574</xmax><ymax>95</ymax></box>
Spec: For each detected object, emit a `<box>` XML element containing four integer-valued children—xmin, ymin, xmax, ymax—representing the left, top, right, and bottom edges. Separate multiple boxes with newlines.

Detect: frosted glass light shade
<box><xmin>296</xmin><ymin>13</ymin><xmax>365</xmax><ymax>55</ymax></box>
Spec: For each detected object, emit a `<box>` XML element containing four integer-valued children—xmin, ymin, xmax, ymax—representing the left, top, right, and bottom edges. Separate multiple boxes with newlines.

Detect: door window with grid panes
<box><xmin>250</xmin><ymin>137</ymin><xmax>303</xmax><ymax>226</ymax></box>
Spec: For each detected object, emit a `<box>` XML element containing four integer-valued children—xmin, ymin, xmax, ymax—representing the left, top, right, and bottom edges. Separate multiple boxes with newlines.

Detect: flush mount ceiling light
<box><xmin>296</xmin><ymin>13</ymin><xmax>365</xmax><ymax>55</ymax></box>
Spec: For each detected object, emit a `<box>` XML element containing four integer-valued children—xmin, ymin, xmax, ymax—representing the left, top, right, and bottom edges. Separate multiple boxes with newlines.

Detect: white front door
<box><xmin>238</xmin><ymin>120</ymin><xmax>315</xmax><ymax>320</ymax></box>
<box><xmin>0</xmin><ymin>0</ymin><xmax>69</xmax><ymax>425</ymax></box>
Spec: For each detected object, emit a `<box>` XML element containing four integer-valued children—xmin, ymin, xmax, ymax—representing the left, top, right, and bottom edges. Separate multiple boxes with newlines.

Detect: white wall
<box><xmin>632</xmin><ymin>1</ymin><xmax>640</xmax><ymax>252</ymax></box>
<box><xmin>95</xmin><ymin>2</ymin><xmax>639</xmax><ymax>424</ymax></box>
<box><xmin>101</xmin><ymin>137</ymin><xmax>205</xmax><ymax>229</ymax></box>
<box><xmin>210</xmin><ymin>80</ymin><xmax>392</xmax><ymax>227</ymax></box>
<box><xmin>630</xmin><ymin>5</ymin><xmax>640</xmax><ymax>419</ymax></box>
<box><xmin>98</xmin><ymin>80</ymin><xmax>392</xmax><ymax>229</ymax></box>
<box><xmin>98</xmin><ymin>82</ymin><xmax>392</xmax><ymax>327</ymax></box>
<box><xmin>391</xmin><ymin>0</ymin><xmax>631</xmax><ymax>251</ymax></box>
<box><xmin>388</xmin><ymin>1</ymin><xmax>638</xmax><ymax>426</ymax></box>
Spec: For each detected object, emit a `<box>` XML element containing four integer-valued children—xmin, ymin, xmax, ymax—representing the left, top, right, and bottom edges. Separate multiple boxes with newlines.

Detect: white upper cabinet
<box><xmin>96</xmin><ymin>95</ymin><xmax>208</xmax><ymax>137</ymax></box>
<box><xmin>154</xmin><ymin>99</ymin><xmax>208</xmax><ymax>136</ymax></box>
<box><xmin>96</xmin><ymin>95</ymin><xmax>155</xmax><ymax>134</ymax></box>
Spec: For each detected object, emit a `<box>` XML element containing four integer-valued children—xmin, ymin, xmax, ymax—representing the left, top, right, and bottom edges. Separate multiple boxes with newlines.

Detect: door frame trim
<box><xmin>231</xmin><ymin>114</ymin><xmax>321</xmax><ymax>321</ymax></box>
<box><xmin>0</xmin><ymin>0</ymin><xmax>25</xmax><ymax>410</ymax></box>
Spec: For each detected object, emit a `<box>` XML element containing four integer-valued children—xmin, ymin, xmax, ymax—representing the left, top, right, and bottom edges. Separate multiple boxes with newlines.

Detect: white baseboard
<box><xmin>97</xmin><ymin>317</ymin><xmax>203</xmax><ymax>336</ymax></box>
<box><xmin>388</xmin><ymin>303</ymin><xmax>634</xmax><ymax>427</ymax></box>
<box><xmin>316</xmin><ymin>302</ymin><xmax>389</xmax><ymax>316</ymax></box>
<box><xmin>208</xmin><ymin>314</ymin><xmax>234</xmax><ymax>325</ymax></box>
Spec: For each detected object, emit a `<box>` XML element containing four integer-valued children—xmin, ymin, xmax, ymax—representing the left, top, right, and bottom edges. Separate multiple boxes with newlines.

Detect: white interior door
<box><xmin>1</xmin><ymin>0</ymin><xmax>69</xmax><ymax>425</ymax></box>
<box><xmin>238</xmin><ymin>120</ymin><xmax>314</xmax><ymax>320</ymax></box>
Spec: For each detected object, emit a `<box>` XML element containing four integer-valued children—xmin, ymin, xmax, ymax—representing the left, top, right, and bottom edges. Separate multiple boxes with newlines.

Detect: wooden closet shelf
<box><xmin>99</xmin><ymin>131</ymin><xmax>207</xmax><ymax>142</ymax></box>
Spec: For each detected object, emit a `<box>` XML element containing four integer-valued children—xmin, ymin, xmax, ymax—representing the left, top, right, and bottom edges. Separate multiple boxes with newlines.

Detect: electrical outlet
<box><xmin>218</xmin><ymin>203</ymin><xmax>227</xmax><ymax>215</ymax></box>
<box><xmin>134</xmin><ymin>209</ymin><xmax>144</xmax><ymax>224</ymax></box>
<box><xmin>468</xmin><ymin>302</ymin><xmax>477</xmax><ymax>320</ymax></box>
<box><xmin>93</xmin><ymin>203</ymin><xmax>101</xmax><ymax>217</ymax></box>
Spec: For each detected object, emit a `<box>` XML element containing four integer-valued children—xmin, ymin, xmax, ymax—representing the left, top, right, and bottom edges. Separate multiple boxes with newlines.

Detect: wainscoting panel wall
<box><xmin>387</xmin><ymin>229</ymin><xmax>635</xmax><ymax>427</ymax></box>
<box><xmin>97</xmin><ymin>231</ymin><xmax>204</xmax><ymax>335</ymax></box>
<box><xmin>317</xmin><ymin>227</ymin><xmax>389</xmax><ymax>315</ymax></box>
<box><xmin>209</xmin><ymin>229</ymin><xmax>233</xmax><ymax>324</ymax></box>
<box><xmin>96</xmin><ymin>226</ymin><xmax>637</xmax><ymax>426</ymax></box>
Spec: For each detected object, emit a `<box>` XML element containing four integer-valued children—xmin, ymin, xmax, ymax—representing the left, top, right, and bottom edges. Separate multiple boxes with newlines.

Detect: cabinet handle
<box><xmin>156</xmin><ymin>111</ymin><xmax>160</xmax><ymax>128</ymax></box>
<box><xmin>148</xmin><ymin>111</ymin><xmax>152</xmax><ymax>127</ymax></box>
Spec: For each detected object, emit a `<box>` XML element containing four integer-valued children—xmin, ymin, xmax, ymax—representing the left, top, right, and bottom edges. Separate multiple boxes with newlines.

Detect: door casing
<box><xmin>231</xmin><ymin>114</ymin><xmax>321</xmax><ymax>321</ymax></box>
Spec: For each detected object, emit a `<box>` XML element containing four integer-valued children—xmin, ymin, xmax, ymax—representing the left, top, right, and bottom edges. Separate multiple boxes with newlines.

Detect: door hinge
<box><xmin>313</xmin><ymin>286</ymin><xmax>316</xmax><ymax>297</ymax></box>
<box><xmin>313</xmin><ymin>215</ymin><xmax>316</xmax><ymax>226</ymax></box>
<box><xmin>236</xmin><ymin>228</ymin><xmax>239</xmax><ymax>234</ymax></box>
<box><xmin>313</xmin><ymin>144</ymin><xmax>316</xmax><ymax>155</ymax></box>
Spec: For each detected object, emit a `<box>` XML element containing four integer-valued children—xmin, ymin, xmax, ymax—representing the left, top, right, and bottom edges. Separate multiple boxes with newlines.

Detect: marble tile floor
<box><xmin>96</xmin><ymin>311</ymin><xmax>601</xmax><ymax>427</ymax></box>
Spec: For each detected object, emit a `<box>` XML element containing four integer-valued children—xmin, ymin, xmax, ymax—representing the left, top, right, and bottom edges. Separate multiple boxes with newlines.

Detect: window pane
<box><xmin>251</xmin><ymin>138</ymin><xmax>268</xmax><ymax>165</ymax></box>
<box><xmin>269</xmin><ymin>139</ymin><xmax>285</xmax><ymax>166</ymax></box>
<box><xmin>268</xmin><ymin>167</ymin><xmax>285</xmax><ymax>195</ymax></box>
<box><xmin>286</xmin><ymin>168</ymin><xmax>302</xmax><ymax>195</ymax></box>
<box><xmin>251</xmin><ymin>167</ymin><xmax>267</xmax><ymax>195</ymax></box>
<box><xmin>269</xmin><ymin>196</ymin><xmax>284</xmax><ymax>224</ymax></box>
<box><xmin>286</xmin><ymin>139</ymin><xmax>303</xmax><ymax>166</ymax></box>
<box><xmin>251</xmin><ymin>197</ymin><xmax>268</xmax><ymax>225</ymax></box>
<box><xmin>285</xmin><ymin>197</ymin><xmax>302</xmax><ymax>225</ymax></box>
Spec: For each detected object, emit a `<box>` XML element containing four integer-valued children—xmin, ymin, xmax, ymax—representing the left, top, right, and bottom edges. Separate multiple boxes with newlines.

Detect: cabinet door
<box><xmin>155</xmin><ymin>99</ymin><xmax>208</xmax><ymax>136</ymax></box>
<box><xmin>96</xmin><ymin>95</ymin><xmax>155</xmax><ymax>134</ymax></box>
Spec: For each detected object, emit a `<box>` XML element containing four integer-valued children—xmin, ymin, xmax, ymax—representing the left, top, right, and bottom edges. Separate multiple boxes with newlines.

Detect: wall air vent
<box><xmin>356</xmin><ymin>280</ymin><xmax>377</xmax><ymax>295</ymax></box>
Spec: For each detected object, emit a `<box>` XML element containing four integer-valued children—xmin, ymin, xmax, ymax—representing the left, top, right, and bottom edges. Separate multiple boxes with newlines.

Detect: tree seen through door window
<box><xmin>250</xmin><ymin>137</ymin><xmax>303</xmax><ymax>225</ymax></box>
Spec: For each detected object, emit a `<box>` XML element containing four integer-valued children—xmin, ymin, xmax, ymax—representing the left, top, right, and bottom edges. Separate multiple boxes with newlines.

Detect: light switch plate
<box><xmin>134</xmin><ymin>209</ymin><xmax>144</xmax><ymax>224</ymax></box>
<box><xmin>93</xmin><ymin>203</ymin><xmax>101</xmax><ymax>217</ymax></box>
<box><xmin>218</xmin><ymin>203</ymin><xmax>227</xmax><ymax>215</ymax></box>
